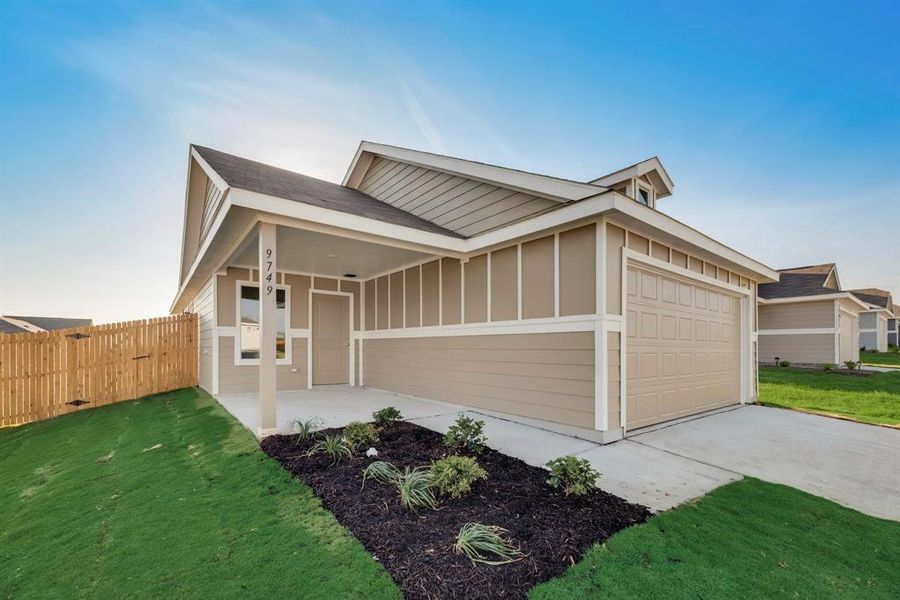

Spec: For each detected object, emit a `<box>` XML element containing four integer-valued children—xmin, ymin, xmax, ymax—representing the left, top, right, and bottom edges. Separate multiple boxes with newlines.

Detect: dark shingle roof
<box><xmin>6</xmin><ymin>316</ymin><xmax>93</xmax><ymax>331</ymax></box>
<box><xmin>192</xmin><ymin>145</ymin><xmax>463</xmax><ymax>238</ymax></box>
<box><xmin>758</xmin><ymin>263</ymin><xmax>837</xmax><ymax>299</ymax></box>
<box><xmin>848</xmin><ymin>288</ymin><xmax>892</xmax><ymax>309</ymax></box>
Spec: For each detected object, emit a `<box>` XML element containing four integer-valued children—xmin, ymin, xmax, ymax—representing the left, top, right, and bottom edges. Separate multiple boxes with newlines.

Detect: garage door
<box><xmin>625</xmin><ymin>265</ymin><xmax>741</xmax><ymax>430</ymax></box>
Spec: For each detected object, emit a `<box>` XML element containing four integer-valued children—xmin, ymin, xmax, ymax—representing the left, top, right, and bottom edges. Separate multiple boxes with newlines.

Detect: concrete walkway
<box><xmin>217</xmin><ymin>388</ymin><xmax>900</xmax><ymax>519</ymax></box>
<box><xmin>630</xmin><ymin>405</ymin><xmax>900</xmax><ymax>521</ymax></box>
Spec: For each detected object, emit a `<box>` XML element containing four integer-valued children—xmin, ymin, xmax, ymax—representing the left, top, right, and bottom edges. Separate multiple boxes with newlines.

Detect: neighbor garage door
<box><xmin>625</xmin><ymin>265</ymin><xmax>741</xmax><ymax>430</ymax></box>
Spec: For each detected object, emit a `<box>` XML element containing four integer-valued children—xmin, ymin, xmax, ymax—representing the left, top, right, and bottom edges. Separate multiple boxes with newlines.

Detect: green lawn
<box><xmin>861</xmin><ymin>350</ymin><xmax>900</xmax><ymax>368</ymax></box>
<box><xmin>759</xmin><ymin>366</ymin><xmax>900</xmax><ymax>426</ymax></box>
<box><xmin>4</xmin><ymin>388</ymin><xmax>899</xmax><ymax>599</ymax></box>
<box><xmin>532</xmin><ymin>478</ymin><xmax>900</xmax><ymax>599</ymax></box>
<box><xmin>0</xmin><ymin>388</ymin><xmax>399</xmax><ymax>599</ymax></box>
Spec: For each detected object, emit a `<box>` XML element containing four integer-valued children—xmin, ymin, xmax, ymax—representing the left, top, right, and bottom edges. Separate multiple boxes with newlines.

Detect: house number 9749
<box><xmin>265</xmin><ymin>248</ymin><xmax>274</xmax><ymax>295</ymax></box>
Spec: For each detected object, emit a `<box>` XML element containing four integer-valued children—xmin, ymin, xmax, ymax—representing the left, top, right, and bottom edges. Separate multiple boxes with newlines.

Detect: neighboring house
<box><xmin>757</xmin><ymin>264</ymin><xmax>867</xmax><ymax>366</ymax></box>
<box><xmin>849</xmin><ymin>289</ymin><xmax>895</xmax><ymax>352</ymax></box>
<box><xmin>0</xmin><ymin>315</ymin><xmax>93</xmax><ymax>334</ymax></box>
<box><xmin>172</xmin><ymin>142</ymin><xmax>778</xmax><ymax>440</ymax></box>
<box><xmin>889</xmin><ymin>305</ymin><xmax>900</xmax><ymax>347</ymax></box>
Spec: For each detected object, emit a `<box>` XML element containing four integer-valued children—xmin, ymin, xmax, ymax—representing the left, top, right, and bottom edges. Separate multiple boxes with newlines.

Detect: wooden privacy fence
<box><xmin>0</xmin><ymin>314</ymin><xmax>198</xmax><ymax>427</ymax></box>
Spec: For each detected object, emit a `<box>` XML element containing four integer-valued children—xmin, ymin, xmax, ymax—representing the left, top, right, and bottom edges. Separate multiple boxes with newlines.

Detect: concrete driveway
<box><xmin>218</xmin><ymin>388</ymin><xmax>900</xmax><ymax>520</ymax></box>
<box><xmin>629</xmin><ymin>405</ymin><xmax>900</xmax><ymax>521</ymax></box>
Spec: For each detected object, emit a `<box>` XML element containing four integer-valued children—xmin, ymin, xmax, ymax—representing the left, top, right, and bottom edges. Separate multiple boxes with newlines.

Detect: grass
<box><xmin>861</xmin><ymin>350</ymin><xmax>900</xmax><ymax>368</ymax></box>
<box><xmin>531</xmin><ymin>478</ymin><xmax>900</xmax><ymax>599</ymax></box>
<box><xmin>0</xmin><ymin>387</ymin><xmax>399</xmax><ymax>599</ymax></box>
<box><xmin>758</xmin><ymin>366</ymin><xmax>900</xmax><ymax>426</ymax></box>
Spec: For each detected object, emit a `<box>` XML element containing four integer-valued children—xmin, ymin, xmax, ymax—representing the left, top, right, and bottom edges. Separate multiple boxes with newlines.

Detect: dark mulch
<box><xmin>261</xmin><ymin>422</ymin><xmax>650</xmax><ymax>599</ymax></box>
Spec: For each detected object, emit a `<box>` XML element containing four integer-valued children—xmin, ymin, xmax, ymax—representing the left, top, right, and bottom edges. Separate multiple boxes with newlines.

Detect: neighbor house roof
<box><xmin>0</xmin><ymin>315</ymin><xmax>93</xmax><ymax>334</ymax></box>
<box><xmin>757</xmin><ymin>263</ymin><xmax>837</xmax><ymax>299</ymax></box>
<box><xmin>192</xmin><ymin>145</ymin><xmax>463</xmax><ymax>238</ymax></box>
<box><xmin>849</xmin><ymin>288</ymin><xmax>893</xmax><ymax>309</ymax></box>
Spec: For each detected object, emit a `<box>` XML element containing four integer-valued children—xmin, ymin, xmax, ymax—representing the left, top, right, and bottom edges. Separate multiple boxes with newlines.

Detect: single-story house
<box><xmin>0</xmin><ymin>315</ymin><xmax>93</xmax><ymax>334</ymax></box>
<box><xmin>171</xmin><ymin>142</ymin><xmax>778</xmax><ymax>441</ymax></box>
<box><xmin>849</xmin><ymin>289</ymin><xmax>895</xmax><ymax>351</ymax></box>
<box><xmin>890</xmin><ymin>305</ymin><xmax>900</xmax><ymax>347</ymax></box>
<box><xmin>756</xmin><ymin>264</ymin><xmax>867</xmax><ymax>366</ymax></box>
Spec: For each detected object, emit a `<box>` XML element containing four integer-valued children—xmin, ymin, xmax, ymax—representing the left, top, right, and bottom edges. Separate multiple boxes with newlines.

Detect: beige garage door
<box><xmin>626</xmin><ymin>265</ymin><xmax>741</xmax><ymax>430</ymax></box>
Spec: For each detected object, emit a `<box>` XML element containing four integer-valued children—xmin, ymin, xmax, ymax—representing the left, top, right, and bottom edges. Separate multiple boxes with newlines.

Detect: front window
<box><xmin>239</xmin><ymin>284</ymin><xmax>287</xmax><ymax>360</ymax></box>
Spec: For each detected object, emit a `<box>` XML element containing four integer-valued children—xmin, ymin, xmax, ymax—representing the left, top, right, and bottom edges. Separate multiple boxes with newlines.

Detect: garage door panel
<box><xmin>626</xmin><ymin>266</ymin><xmax>741</xmax><ymax>430</ymax></box>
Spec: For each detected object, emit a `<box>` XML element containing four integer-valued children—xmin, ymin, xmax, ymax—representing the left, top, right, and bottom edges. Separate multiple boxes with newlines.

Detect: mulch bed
<box><xmin>261</xmin><ymin>422</ymin><xmax>650</xmax><ymax>599</ymax></box>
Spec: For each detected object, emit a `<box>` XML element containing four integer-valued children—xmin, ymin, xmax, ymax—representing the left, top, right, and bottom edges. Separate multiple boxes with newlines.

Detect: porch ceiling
<box><xmin>231</xmin><ymin>225</ymin><xmax>436</xmax><ymax>279</ymax></box>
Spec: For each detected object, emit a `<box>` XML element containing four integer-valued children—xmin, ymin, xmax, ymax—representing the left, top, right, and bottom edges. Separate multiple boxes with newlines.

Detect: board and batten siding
<box><xmin>356</xmin><ymin>156</ymin><xmax>560</xmax><ymax>237</ymax></box>
<box><xmin>218</xmin><ymin>337</ymin><xmax>308</xmax><ymax>393</ymax></box>
<box><xmin>364</xmin><ymin>332</ymin><xmax>595</xmax><ymax>428</ymax></box>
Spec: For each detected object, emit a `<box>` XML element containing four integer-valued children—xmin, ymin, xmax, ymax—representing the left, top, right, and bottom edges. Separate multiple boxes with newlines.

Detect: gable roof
<box><xmin>192</xmin><ymin>145</ymin><xmax>462</xmax><ymax>238</ymax></box>
<box><xmin>849</xmin><ymin>288</ymin><xmax>892</xmax><ymax>309</ymax></box>
<box><xmin>0</xmin><ymin>319</ymin><xmax>27</xmax><ymax>334</ymax></box>
<box><xmin>758</xmin><ymin>263</ymin><xmax>837</xmax><ymax>299</ymax></box>
<box><xmin>588</xmin><ymin>156</ymin><xmax>675</xmax><ymax>198</ymax></box>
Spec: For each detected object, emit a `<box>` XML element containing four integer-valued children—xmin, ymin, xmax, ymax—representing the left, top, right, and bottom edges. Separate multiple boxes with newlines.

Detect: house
<box><xmin>890</xmin><ymin>305</ymin><xmax>900</xmax><ymax>347</ymax></box>
<box><xmin>849</xmin><ymin>289</ymin><xmax>895</xmax><ymax>351</ymax></box>
<box><xmin>756</xmin><ymin>264</ymin><xmax>867</xmax><ymax>366</ymax></box>
<box><xmin>0</xmin><ymin>315</ymin><xmax>93</xmax><ymax>334</ymax></box>
<box><xmin>171</xmin><ymin>142</ymin><xmax>778</xmax><ymax>440</ymax></box>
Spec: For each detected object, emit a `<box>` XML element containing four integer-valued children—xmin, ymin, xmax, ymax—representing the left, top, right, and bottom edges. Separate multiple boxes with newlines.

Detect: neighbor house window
<box><xmin>239</xmin><ymin>283</ymin><xmax>288</xmax><ymax>361</ymax></box>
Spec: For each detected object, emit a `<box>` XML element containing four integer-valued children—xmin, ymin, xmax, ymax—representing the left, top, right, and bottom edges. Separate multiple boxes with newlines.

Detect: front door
<box><xmin>312</xmin><ymin>294</ymin><xmax>350</xmax><ymax>385</ymax></box>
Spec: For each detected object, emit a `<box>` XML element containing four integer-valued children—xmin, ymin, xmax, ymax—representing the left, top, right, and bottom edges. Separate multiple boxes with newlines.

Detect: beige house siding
<box><xmin>490</xmin><ymin>246</ymin><xmax>518</xmax><ymax>321</ymax></box>
<box><xmin>606</xmin><ymin>331</ymin><xmax>621</xmax><ymax>429</ymax></box>
<box><xmin>759</xmin><ymin>301</ymin><xmax>834</xmax><ymax>330</ymax></box>
<box><xmin>364</xmin><ymin>332</ymin><xmax>594</xmax><ymax>428</ymax></box>
<box><xmin>404</xmin><ymin>267</ymin><xmax>420</xmax><ymax>327</ymax></box>
<box><xmin>465</xmin><ymin>254</ymin><xmax>488</xmax><ymax>323</ymax></box>
<box><xmin>859</xmin><ymin>312</ymin><xmax>877</xmax><ymax>329</ymax></box>
<box><xmin>521</xmin><ymin>235</ymin><xmax>554</xmax><ymax>319</ymax></box>
<box><xmin>218</xmin><ymin>337</ymin><xmax>308</xmax><ymax>393</ymax></box>
<box><xmin>364</xmin><ymin>279</ymin><xmax>376</xmax><ymax>331</ymax></box>
<box><xmin>195</xmin><ymin>276</ymin><xmax>215</xmax><ymax>393</ymax></box>
<box><xmin>559</xmin><ymin>225</ymin><xmax>596</xmax><ymax>316</ymax></box>
<box><xmin>441</xmin><ymin>258</ymin><xmax>462</xmax><ymax>325</ymax></box>
<box><xmin>758</xmin><ymin>333</ymin><xmax>835</xmax><ymax>364</ymax></box>
<box><xmin>839</xmin><ymin>311</ymin><xmax>859</xmax><ymax>363</ymax></box>
<box><xmin>421</xmin><ymin>260</ymin><xmax>440</xmax><ymax>326</ymax></box>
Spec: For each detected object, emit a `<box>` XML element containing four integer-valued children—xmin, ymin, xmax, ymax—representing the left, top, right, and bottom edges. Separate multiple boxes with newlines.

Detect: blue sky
<box><xmin>1</xmin><ymin>0</ymin><xmax>898</xmax><ymax>322</ymax></box>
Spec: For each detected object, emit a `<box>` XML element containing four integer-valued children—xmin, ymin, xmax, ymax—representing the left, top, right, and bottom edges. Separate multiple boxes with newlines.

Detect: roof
<box><xmin>758</xmin><ymin>263</ymin><xmax>837</xmax><ymax>299</ymax></box>
<box><xmin>192</xmin><ymin>145</ymin><xmax>463</xmax><ymax>238</ymax></box>
<box><xmin>849</xmin><ymin>288</ymin><xmax>892</xmax><ymax>309</ymax></box>
<box><xmin>0</xmin><ymin>319</ymin><xmax>27</xmax><ymax>334</ymax></box>
<box><xmin>588</xmin><ymin>156</ymin><xmax>675</xmax><ymax>199</ymax></box>
<box><xmin>5</xmin><ymin>316</ymin><xmax>93</xmax><ymax>331</ymax></box>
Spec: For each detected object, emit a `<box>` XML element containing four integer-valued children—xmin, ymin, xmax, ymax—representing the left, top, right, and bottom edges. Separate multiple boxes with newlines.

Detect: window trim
<box><xmin>636</xmin><ymin>184</ymin><xmax>653</xmax><ymax>207</ymax></box>
<box><xmin>235</xmin><ymin>279</ymin><xmax>292</xmax><ymax>366</ymax></box>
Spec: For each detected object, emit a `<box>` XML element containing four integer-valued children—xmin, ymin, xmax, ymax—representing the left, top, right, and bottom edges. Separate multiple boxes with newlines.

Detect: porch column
<box><xmin>258</xmin><ymin>222</ymin><xmax>278</xmax><ymax>436</ymax></box>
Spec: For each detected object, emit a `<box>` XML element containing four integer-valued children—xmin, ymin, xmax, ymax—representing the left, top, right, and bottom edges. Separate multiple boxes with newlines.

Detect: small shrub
<box><xmin>290</xmin><ymin>417</ymin><xmax>323</xmax><ymax>444</ymax></box>
<box><xmin>546</xmin><ymin>455</ymin><xmax>600</xmax><ymax>496</ymax></box>
<box><xmin>372</xmin><ymin>406</ymin><xmax>403</xmax><ymax>428</ymax></box>
<box><xmin>362</xmin><ymin>460</ymin><xmax>400</xmax><ymax>488</ymax></box>
<box><xmin>343</xmin><ymin>421</ymin><xmax>378</xmax><ymax>452</ymax></box>
<box><xmin>444</xmin><ymin>415</ymin><xmax>487</xmax><ymax>454</ymax></box>
<box><xmin>453</xmin><ymin>523</ymin><xmax>525</xmax><ymax>565</ymax></box>
<box><xmin>396</xmin><ymin>466</ymin><xmax>437</xmax><ymax>511</ymax></box>
<box><xmin>780</xmin><ymin>360</ymin><xmax>791</xmax><ymax>368</ymax></box>
<box><xmin>845</xmin><ymin>360</ymin><xmax>858</xmax><ymax>371</ymax></box>
<box><xmin>307</xmin><ymin>434</ymin><xmax>352</xmax><ymax>465</ymax></box>
<box><xmin>822</xmin><ymin>363</ymin><xmax>835</xmax><ymax>372</ymax></box>
<box><xmin>431</xmin><ymin>455</ymin><xmax>487</xmax><ymax>499</ymax></box>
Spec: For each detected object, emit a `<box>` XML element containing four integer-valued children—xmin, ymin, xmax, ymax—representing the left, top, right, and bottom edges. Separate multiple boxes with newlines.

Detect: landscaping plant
<box><xmin>453</xmin><ymin>523</ymin><xmax>525</xmax><ymax>565</ymax></box>
<box><xmin>443</xmin><ymin>415</ymin><xmax>487</xmax><ymax>454</ymax></box>
<box><xmin>396</xmin><ymin>466</ymin><xmax>437</xmax><ymax>511</ymax></box>
<box><xmin>780</xmin><ymin>360</ymin><xmax>791</xmax><ymax>368</ymax></box>
<box><xmin>822</xmin><ymin>363</ymin><xmax>835</xmax><ymax>372</ymax></box>
<box><xmin>290</xmin><ymin>417</ymin><xmax>323</xmax><ymax>444</ymax></box>
<box><xmin>431</xmin><ymin>455</ymin><xmax>487</xmax><ymax>498</ymax></box>
<box><xmin>372</xmin><ymin>406</ymin><xmax>403</xmax><ymax>428</ymax></box>
<box><xmin>845</xmin><ymin>360</ymin><xmax>858</xmax><ymax>370</ymax></box>
<box><xmin>342</xmin><ymin>421</ymin><xmax>379</xmax><ymax>452</ymax></box>
<box><xmin>362</xmin><ymin>460</ymin><xmax>401</xmax><ymax>488</ymax></box>
<box><xmin>307</xmin><ymin>434</ymin><xmax>352</xmax><ymax>465</ymax></box>
<box><xmin>546</xmin><ymin>456</ymin><xmax>600</xmax><ymax>496</ymax></box>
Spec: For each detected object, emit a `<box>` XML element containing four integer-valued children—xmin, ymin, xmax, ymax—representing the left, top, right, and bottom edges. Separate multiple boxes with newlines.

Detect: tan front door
<box><xmin>626</xmin><ymin>265</ymin><xmax>741</xmax><ymax>430</ymax></box>
<box><xmin>312</xmin><ymin>294</ymin><xmax>350</xmax><ymax>385</ymax></box>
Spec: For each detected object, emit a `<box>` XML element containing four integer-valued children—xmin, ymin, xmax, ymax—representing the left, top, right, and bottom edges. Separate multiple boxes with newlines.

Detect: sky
<box><xmin>0</xmin><ymin>0</ymin><xmax>898</xmax><ymax>323</ymax></box>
